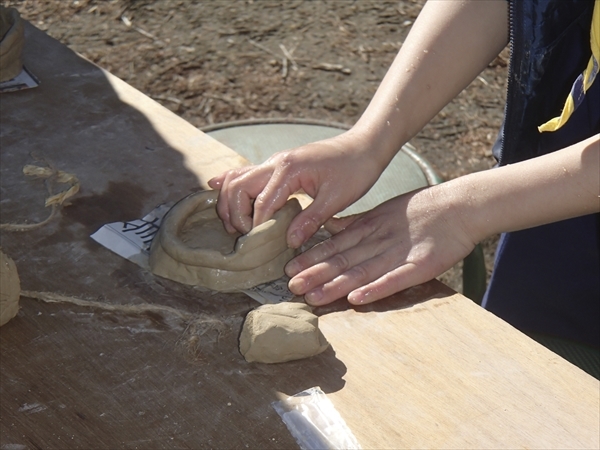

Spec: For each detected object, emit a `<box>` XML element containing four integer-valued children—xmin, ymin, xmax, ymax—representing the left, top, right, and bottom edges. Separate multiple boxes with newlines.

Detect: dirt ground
<box><xmin>8</xmin><ymin>0</ymin><xmax>509</xmax><ymax>293</ymax></box>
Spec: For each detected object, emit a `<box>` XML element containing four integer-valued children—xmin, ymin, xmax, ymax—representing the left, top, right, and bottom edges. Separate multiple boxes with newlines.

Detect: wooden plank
<box><xmin>318</xmin><ymin>282</ymin><xmax>600</xmax><ymax>449</ymax></box>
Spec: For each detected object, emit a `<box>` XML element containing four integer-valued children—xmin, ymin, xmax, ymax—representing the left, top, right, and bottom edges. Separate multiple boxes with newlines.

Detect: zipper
<box><xmin>499</xmin><ymin>0</ymin><xmax>524</xmax><ymax>166</ymax></box>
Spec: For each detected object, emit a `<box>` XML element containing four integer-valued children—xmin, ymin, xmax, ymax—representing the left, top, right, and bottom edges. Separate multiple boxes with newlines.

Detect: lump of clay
<box><xmin>0</xmin><ymin>249</ymin><xmax>20</xmax><ymax>326</ymax></box>
<box><xmin>0</xmin><ymin>6</ymin><xmax>25</xmax><ymax>82</ymax></box>
<box><xmin>240</xmin><ymin>302</ymin><xmax>329</xmax><ymax>364</ymax></box>
<box><xmin>149</xmin><ymin>190</ymin><xmax>301</xmax><ymax>292</ymax></box>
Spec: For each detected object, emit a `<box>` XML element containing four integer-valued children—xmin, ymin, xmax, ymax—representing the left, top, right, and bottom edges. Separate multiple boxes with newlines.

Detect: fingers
<box><xmin>290</xmin><ymin>250</ymin><xmax>432</xmax><ymax>307</ymax></box>
<box><xmin>286</xmin><ymin>209</ymin><xmax>325</xmax><ymax>249</ymax></box>
<box><xmin>213</xmin><ymin>165</ymin><xmax>274</xmax><ymax>234</ymax></box>
<box><xmin>347</xmin><ymin>263</ymin><xmax>427</xmax><ymax>305</ymax></box>
<box><xmin>286</xmin><ymin>220</ymin><xmax>398</xmax><ymax>305</ymax></box>
<box><xmin>251</xmin><ymin>164</ymin><xmax>300</xmax><ymax>231</ymax></box>
<box><xmin>293</xmin><ymin>257</ymin><xmax>378</xmax><ymax>306</ymax></box>
<box><xmin>213</xmin><ymin>167</ymin><xmax>254</xmax><ymax>234</ymax></box>
<box><xmin>211</xmin><ymin>152</ymin><xmax>308</xmax><ymax>236</ymax></box>
<box><xmin>210</xmin><ymin>137</ymin><xmax>374</xmax><ymax>242</ymax></box>
<box><xmin>285</xmin><ymin>195</ymin><xmax>355</xmax><ymax>249</ymax></box>
<box><xmin>286</xmin><ymin>231</ymin><xmax>363</xmax><ymax>278</ymax></box>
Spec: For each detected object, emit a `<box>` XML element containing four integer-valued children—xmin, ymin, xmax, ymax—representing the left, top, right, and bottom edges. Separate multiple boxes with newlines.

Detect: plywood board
<box><xmin>317</xmin><ymin>285</ymin><xmax>600</xmax><ymax>449</ymax></box>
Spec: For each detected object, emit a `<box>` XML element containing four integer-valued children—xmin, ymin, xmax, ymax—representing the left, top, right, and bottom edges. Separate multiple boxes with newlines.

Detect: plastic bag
<box><xmin>272</xmin><ymin>386</ymin><xmax>361</xmax><ymax>450</ymax></box>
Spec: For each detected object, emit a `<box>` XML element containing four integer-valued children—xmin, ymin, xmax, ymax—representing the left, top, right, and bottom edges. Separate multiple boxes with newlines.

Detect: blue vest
<box><xmin>483</xmin><ymin>0</ymin><xmax>599</xmax><ymax>348</ymax></box>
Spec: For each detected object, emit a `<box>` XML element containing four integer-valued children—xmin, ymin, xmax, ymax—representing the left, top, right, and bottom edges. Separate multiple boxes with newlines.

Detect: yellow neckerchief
<box><xmin>538</xmin><ymin>0</ymin><xmax>599</xmax><ymax>132</ymax></box>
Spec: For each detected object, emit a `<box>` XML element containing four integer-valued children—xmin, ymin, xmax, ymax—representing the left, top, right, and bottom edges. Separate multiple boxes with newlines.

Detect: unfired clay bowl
<box><xmin>0</xmin><ymin>6</ymin><xmax>24</xmax><ymax>82</ymax></box>
<box><xmin>149</xmin><ymin>190</ymin><xmax>301</xmax><ymax>291</ymax></box>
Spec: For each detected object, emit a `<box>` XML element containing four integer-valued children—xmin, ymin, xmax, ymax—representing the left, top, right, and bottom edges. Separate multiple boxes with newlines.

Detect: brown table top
<box><xmin>1</xmin><ymin>23</ymin><xmax>598</xmax><ymax>450</ymax></box>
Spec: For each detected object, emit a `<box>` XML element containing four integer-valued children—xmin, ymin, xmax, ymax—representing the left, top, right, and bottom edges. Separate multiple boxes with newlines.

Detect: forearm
<box><xmin>350</xmin><ymin>0</ymin><xmax>508</xmax><ymax>169</ymax></box>
<box><xmin>441</xmin><ymin>135</ymin><xmax>600</xmax><ymax>242</ymax></box>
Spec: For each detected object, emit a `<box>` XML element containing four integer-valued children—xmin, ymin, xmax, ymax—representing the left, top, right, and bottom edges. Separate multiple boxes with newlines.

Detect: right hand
<box><xmin>208</xmin><ymin>130</ymin><xmax>386</xmax><ymax>248</ymax></box>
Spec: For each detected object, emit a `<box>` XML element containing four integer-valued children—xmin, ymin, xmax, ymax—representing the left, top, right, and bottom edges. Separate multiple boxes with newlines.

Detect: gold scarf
<box><xmin>538</xmin><ymin>0</ymin><xmax>599</xmax><ymax>132</ymax></box>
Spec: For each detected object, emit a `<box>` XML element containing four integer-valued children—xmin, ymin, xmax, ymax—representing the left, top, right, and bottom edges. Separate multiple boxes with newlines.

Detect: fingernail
<box><xmin>305</xmin><ymin>288</ymin><xmax>323</xmax><ymax>305</ymax></box>
<box><xmin>348</xmin><ymin>290</ymin><xmax>365</xmax><ymax>304</ymax></box>
<box><xmin>288</xmin><ymin>277</ymin><xmax>306</xmax><ymax>294</ymax></box>
<box><xmin>288</xmin><ymin>230</ymin><xmax>305</xmax><ymax>249</ymax></box>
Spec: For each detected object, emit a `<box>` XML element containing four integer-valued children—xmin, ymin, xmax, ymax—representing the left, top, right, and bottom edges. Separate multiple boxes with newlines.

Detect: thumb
<box><xmin>324</xmin><ymin>213</ymin><xmax>365</xmax><ymax>235</ymax></box>
<box><xmin>286</xmin><ymin>198</ymin><xmax>345</xmax><ymax>248</ymax></box>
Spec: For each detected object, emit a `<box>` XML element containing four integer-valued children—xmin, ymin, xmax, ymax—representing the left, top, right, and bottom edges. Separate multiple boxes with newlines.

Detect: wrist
<box><xmin>426</xmin><ymin>176</ymin><xmax>491</xmax><ymax>246</ymax></box>
<box><xmin>347</xmin><ymin>117</ymin><xmax>409</xmax><ymax>172</ymax></box>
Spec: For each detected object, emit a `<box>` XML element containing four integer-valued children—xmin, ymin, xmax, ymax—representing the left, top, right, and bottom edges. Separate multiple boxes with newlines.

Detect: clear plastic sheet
<box><xmin>272</xmin><ymin>387</ymin><xmax>361</xmax><ymax>450</ymax></box>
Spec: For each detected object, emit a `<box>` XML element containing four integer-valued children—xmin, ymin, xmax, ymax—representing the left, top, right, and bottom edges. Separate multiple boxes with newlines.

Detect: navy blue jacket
<box><xmin>483</xmin><ymin>0</ymin><xmax>599</xmax><ymax>348</ymax></box>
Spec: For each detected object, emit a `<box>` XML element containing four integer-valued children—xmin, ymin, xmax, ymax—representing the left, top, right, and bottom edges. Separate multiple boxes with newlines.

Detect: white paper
<box><xmin>0</xmin><ymin>66</ymin><xmax>39</xmax><ymax>93</ymax></box>
<box><xmin>241</xmin><ymin>276</ymin><xmax>296</xmax><ymax>304</ymax></box>
<box><xmin>90</xmin><ymin>203</ymin><xmax>171</xmax><ymax>270</ymax></box>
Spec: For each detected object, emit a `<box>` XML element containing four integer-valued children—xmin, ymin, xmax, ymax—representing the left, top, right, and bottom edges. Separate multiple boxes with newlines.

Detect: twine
<box><xmin>0</xmin><ymin>158</ymin><xmax>80</xmax><ymax>231</ymax></box>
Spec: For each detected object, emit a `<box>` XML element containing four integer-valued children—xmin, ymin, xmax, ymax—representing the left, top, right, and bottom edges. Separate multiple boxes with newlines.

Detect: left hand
<box><xmin>285</xmin><ymin>186</ymin><xmax>477</xmax><ymax>306</ymax></box>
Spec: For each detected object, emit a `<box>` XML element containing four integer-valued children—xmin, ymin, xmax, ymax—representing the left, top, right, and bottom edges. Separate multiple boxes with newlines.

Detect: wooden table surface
<box><xmin>1</xmin><ymin>24</ymin><xmax>598</xmax><ymax>450</ymax></box>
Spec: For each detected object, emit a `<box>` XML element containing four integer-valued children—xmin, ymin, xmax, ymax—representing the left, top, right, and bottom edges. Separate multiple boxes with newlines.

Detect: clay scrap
<box><xmin>239</xmin><ymin>302</ymin><xmax>329</xmax><ymax>364</ymax></box>
<box><xmin>0</xmin><ymin>249</ymin><xmax>20</xmax><ymax>326</ymax></box>
<box><xmin>149</xmin><ymin>190</ymin><xmax>301</xmax><ymax>291</ymax></box>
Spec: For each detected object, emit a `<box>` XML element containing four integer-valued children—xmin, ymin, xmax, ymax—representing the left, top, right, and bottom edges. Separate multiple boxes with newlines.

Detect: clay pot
<box><xmin>149</xmin><ymin>190</ymin><xmax>301</xmax><ymax>291</ymax></box>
